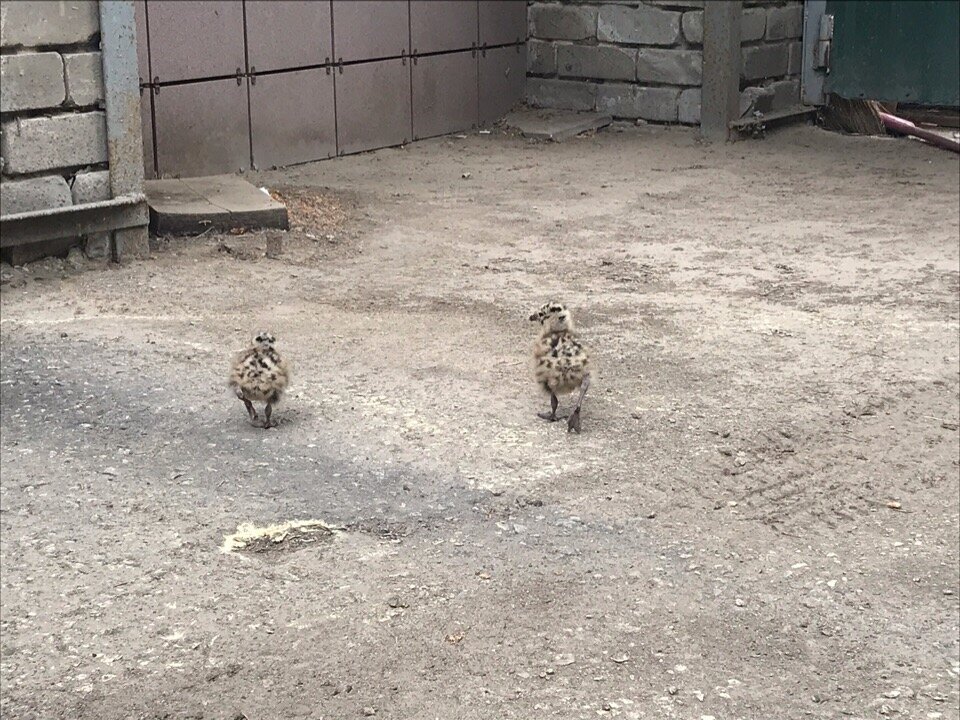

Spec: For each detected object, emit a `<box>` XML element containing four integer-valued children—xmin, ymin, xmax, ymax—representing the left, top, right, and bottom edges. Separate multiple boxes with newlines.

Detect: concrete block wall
<box><xmin>738</xmin><ymin>1</ymin><xmax>804</xmax><ymax>117</ymax></box>
<box><xmin>0</xmin><ymin>0</ymin><xmax>111</xmax><ymax>261</ymax></box>
<box><xmin>527</xmin><ymin>0</ymin><xmax>804</xmax><ymax>125</ymax></box>
<box><xmin>527</xmin><ymin>0</ymin><xmax>704</xmax><ymax>124</ymax></box>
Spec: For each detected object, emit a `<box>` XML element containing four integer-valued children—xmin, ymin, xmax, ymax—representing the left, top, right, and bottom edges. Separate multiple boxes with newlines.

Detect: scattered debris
<box><xmin>844</xmin><ymin>397</ymin><xmax>883</xmax><ymax>418</ymax></box>
<box><xmin>220</xmin><ymin>519</ymin><xmax>336</xmax><ymax>555</ymax></box>
<box><xmin>269</xmin><ymin>187</ymin><xmax>347</xmax><ymax>237</ymax></box>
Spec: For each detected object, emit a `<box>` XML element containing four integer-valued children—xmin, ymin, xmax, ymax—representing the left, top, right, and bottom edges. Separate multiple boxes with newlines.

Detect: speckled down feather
<box><xmin>531</xmin><ymin>303</ymin><xmax>590</xmax><ymax>395</ymax></box>
<box><xmin>228</xmin><ymin>344</ymin><xmax>289</xmax><ymax>404</ymax></box>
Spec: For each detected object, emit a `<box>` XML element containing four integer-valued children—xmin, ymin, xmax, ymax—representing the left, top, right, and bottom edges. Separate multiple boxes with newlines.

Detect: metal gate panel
<box><xmin>154</xmin><ymin>78</ymin><xmax>250</xmax><ymax>177</ymax></box>
<box><xmin>250</xmin><ymin>69</ymin><xmax>336</xmax><ymax>169</ymax></box>
<box><xmin>479</xmin><ymin>45</ymin><xmax>524</xmax><ymax>123</ymax></box>
<box><xmin>336</xmin><ymin>59</ymin><xmax>412</xmax><ymax>155</ymax></box>
<box><xmin>332</xmin><ymin>1</ymin><xmax>410</xmax><ymax>63</ymax></box>
<box><xmin>412</xmin><ymin>51</ymin><xmax>478</xmax><ymax>140</ymax></box>
<box><xmin>826</xmin><ymin>0</ymin><xmax>960</xmax><ymax>106</ymax></box>
<box><xmin>245</xmin><ymin>1</ymin><xmax>333</xmax><ymax>73</ymax></box>
<box><xmin>134</xmin><ymin>0</ymin><xmax>150</xmax><ymax>84</ymax></box>
<box><xmin>410</xmin><ymin>1</ymin><xmax>479</xmax><ymax>55</ymax></box>
<box><xmin>146</xmin><ymin>1</ymin><xmax>245</xmax><ymax>83</ymax></box>
<box><xmin>479</xmin><ymin>1</ymin><xmax>527</xmax><ymax>47</ymax></box>
<box><xmin>141</xmin><ymin>89</ymin><xmax>156</xmax><ymax>179</ymax></box>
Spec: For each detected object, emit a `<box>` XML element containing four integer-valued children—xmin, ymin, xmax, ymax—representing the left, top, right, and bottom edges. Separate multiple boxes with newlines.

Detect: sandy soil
<box><xmin>1</xmin><ymin>122</ymin><xmax>958</xmax><ymax>720</ymax></box>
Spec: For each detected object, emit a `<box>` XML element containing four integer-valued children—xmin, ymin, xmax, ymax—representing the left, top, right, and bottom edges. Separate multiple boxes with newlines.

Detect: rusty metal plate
<box><xmin>479</xmin><ymin>45</ymin><xmax>525</xmax><ymax>123</ymax></box>
<box><xmin>412</xmin><ymin>51</ymin><xmax>478</xmax><ymax>140</ymax></box>
<box><xmin>336</xmin><ymin>58</ymin><xmax>412</xmax><ymax>155</ymax></box>
<box><xmin>141</xmin><ymin>88</ymin><xmax>156</xmax><ymax>179</ymax></box>
<box><xmin>479</xmin><ymin>0</ymin><xmax>526</xmax><ymax>47</ymax></box>
<box><xmin>410</xmin><ymin>1</ymin><xmax>478</xmax><ymax>55</ymax></box>
<box><xmin>134</xmin><ymin>0</ymin><xmax>150</xmax><ymax>85</ymax></box>
<box><xmin>153</xmin><ymin>78</ymin><xmax>250</xmax><ymax>177</ymax></box>
<box><xmin>332</xmin><ymin>1</ymin><xmax>409</xmax><ymax>63</ymax></box>
<box><xmin>250</xmin><ymin>69</ymin><xmax>336</xmax><ymax>169</ymax></box>
<box><xmin>146</xmin><ymin>1</ymin><xmax>245</xmax><ymax>82</ymax></box>
<box><xmin>245</xmin><ymin>1</ymin><xmax>333</xmax><ymax>73</ymax></box>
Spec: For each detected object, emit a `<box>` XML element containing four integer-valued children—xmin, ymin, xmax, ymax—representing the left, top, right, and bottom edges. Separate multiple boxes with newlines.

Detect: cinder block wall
<box><xmin>738</xmin><ymin>1</ymin><xmax>804</xmax><ymax>118</ymax></box>
<box><xmin>0</xmin><ymin>0</ymin><xmax>111</xmax><ymax>249</ymax></box>
<box><xmin>526</xmin><ymin>0</ymin><xmax>804</xmax><ymax>125</ymax></box>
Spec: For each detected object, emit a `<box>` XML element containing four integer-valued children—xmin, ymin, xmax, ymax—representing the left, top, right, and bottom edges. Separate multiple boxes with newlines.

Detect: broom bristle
<box><xmin>821</xmin><ymin>95</ymin><xmax>886</xmax><ymax>135</ymax></box>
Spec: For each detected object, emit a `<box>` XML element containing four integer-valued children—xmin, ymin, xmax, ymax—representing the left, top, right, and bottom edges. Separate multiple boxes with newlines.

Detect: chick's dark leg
<box><xmin>538</xmin><ymin>392</ymin><xmax>559</xmax><ymax>422</ymax></box>
<box><xmin>236</xmin><ymin>391</ymin><xmax>259</xmax><ymax>424</ymax></box>
<box><xmin>262</xmin><ymin>402</ymin><xmax>273</xmax><ymax>429</ymax></box>
<box><xmin>567</xmin><ymin>373</ymin><xmax>591</xmax><ymax>434</ymax></box>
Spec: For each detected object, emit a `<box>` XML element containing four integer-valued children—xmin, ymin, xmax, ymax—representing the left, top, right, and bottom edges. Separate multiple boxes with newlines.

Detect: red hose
<box><xmin>878</xmin><ymin>111</ymin><xmax>960</xmax><ymax>153</ymax></box>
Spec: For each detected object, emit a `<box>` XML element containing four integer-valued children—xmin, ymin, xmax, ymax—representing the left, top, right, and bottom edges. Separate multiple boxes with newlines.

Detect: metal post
<box><xmin>99</xmin><ymin>0</ymin><xmax>150</xmax><ymax>259</ymax></box>
<box><xmin>700</xmin><ymin>0</ymin><xmax>742</xmax><ymax>141</ymax></box>
<box><xmin>801</xmin><ymin>0</ymin><xmax>829</xmax><ymax>106</ymax></box>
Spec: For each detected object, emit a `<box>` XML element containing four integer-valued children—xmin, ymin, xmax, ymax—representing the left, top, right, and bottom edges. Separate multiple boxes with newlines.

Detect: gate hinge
<box><xmin>814</xmin><ymin>14</ymin><xmax>833</xmax><ymax>70</ymax></box>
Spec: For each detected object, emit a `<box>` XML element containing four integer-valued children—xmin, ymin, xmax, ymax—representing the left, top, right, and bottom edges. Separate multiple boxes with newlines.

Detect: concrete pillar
<box><xmin>700</xmin><ymin>1</ymin><xmax>742</xmax><ymax>141</ymax></box>
<box><xmin>113</xmin><ymin>226</ymin><xmax>149</xmax><ymax>261</ymax></box>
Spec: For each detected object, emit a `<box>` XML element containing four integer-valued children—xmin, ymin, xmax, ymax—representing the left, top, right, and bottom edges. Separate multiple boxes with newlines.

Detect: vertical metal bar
<box><xmin>407</xmin><ymin>1</ymin><xmax>414</xmax><ymax>143</ymax></box>
<box><xmin>99</xmin><ymin>0</ymin><xmax>148</xmax><ymax>196</ymax></box>
<box><xmin>801</xmin><ymin>0</ymin><xmax>827</xmax><ymax>106</ymax></box>
<box><xmin>143</xmin><ymin>1</ymin><xmax>160</xmax><ymax>177</ymax></box>
<box><xmin>242</xmin><ymin>0</ymin><xmax>255</xmax><ymax>170</ymax></box>
<box><xmin>330</xmin><ymin>1</ymin><xmax>341</xmax><ymax>156</ymax></box>
<box><xmin>475</xmin><ymin>0</ymin><xmax>481</xmax><ymax>127</ymax></box>
<box><xmin>700</xmin><ymin>0</ymin><xmax>742</xmax><ymax>141</ymax></box>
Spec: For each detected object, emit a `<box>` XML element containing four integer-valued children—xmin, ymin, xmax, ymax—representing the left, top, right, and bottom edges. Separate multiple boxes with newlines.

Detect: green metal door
<box><xmin>826</xmin><ymin>0</ymin><xmax>960</xmax><ymax>106</ymax></box>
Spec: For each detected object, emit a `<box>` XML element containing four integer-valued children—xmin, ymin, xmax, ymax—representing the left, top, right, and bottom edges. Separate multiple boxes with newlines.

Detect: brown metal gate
<box><xmin>135</xmin><ymin>0</ymin><xmax>526</xmax><ymax>178</ymax></box>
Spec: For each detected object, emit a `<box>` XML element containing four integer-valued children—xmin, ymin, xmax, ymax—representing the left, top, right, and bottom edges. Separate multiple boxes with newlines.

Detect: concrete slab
<box><xmin>504</xmin><ymin>108</ymin><xmax>612</xmax><ymax>142</ymax></box>
<box><xmin>145</xmin><ymin>175</ymin><xmax>288</xmax><ymax>235</ymax></box>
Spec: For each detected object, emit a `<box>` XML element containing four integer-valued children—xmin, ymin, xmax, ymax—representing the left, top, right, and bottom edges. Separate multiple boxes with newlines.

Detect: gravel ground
<box><xmin>1</xmin><ymin>122</ymin><xmax>958</xmax><ymax>720</ymax></box>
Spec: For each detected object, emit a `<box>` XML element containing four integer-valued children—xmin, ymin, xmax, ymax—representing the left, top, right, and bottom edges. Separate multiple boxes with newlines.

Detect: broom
<box><xmin>820</xmin><ymin>94</ymin><xmax>886</xmax><ymax>135</ymax></box>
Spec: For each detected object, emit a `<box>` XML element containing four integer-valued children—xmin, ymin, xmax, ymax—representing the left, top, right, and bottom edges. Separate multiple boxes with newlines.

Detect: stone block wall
<box><xmin>0</xmin><ymin>0</ymin><xmax>113</xmax><ymax>261</ymax></box>
<box><xmin>527</xmin><ymin>0</ymin><xmax>805</xmax><ymax>125</ymax></box>
<box><xmin>737</xmin><ymin>1</ymin><xmax>804</xmax><ymax>117</ymax></box>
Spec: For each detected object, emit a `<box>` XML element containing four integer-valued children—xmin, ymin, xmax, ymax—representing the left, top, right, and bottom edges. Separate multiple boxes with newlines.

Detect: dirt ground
<box><xmin>1</xmin><ymin>122</ymin><xmax>958</xmax><ymax>720</ymax></box>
